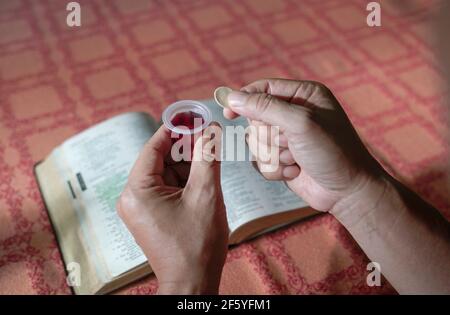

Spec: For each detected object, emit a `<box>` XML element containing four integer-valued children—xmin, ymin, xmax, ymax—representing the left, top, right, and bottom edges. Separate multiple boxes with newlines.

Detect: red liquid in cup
<box><xmin>170</xmin><ymin>111</ymin><xmax>205</xmax><ymax>130</ymax></box>
<box><xmin>170</xmin><ymin>111</ymin><xmax>205</xmax><ymax>156</ymax></box>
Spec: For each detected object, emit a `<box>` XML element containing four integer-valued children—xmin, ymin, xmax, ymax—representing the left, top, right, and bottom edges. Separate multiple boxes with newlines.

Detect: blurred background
<box><xmin>0</xmin><ymin>0</ymin><xmax>448</xmax><ymax>294</ymax></box>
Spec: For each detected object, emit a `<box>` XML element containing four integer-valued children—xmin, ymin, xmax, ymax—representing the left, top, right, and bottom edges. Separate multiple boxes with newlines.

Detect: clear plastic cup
<box><xmin>162</xmin><ymin>100</ymin><xmax>212</xmax><ymax>135</ymax></box>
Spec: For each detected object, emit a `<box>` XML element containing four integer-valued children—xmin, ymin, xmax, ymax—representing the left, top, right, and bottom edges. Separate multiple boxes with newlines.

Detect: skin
<box><xmin>117</xmin><ymin>125</ymin><xmax>228</xmax><ymax>294</ymax></box>
<box><xmin>118</xmin><ymin>79</ymin><xmax>450</xmax><ymax>294</ymax></box>
<box><xmin>225</xmin><ymin>79</ymin><xmax>450</xmax><ymax>294</ymax></box>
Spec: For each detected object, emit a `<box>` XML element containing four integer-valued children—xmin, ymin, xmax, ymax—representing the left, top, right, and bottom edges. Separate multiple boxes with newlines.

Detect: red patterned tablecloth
<box><xmin>0</xmin><ymin>0</ymin><xmax>448</xmax><ymax>294</ymax></box>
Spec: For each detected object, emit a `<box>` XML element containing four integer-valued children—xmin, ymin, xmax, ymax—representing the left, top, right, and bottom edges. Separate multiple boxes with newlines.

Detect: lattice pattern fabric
<box><xmin>0</xmin><ymin>0</ymin><xmax>448</xmax><ymax>294</ymax></box>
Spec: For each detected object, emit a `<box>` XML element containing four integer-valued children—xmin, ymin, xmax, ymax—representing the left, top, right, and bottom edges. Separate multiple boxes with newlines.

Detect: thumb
<box><xmin>185</xmin><ymin>123</ymin><xmax>222</xmax><ymax>194</ymax></box>
<box><xmin>227</xmin><ymin>91</ymin><xmax>307</xmax><ymax>130</ymax></box>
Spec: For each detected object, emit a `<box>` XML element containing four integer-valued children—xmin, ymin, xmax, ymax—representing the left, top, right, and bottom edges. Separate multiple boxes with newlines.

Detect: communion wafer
<box><xmin>214</xmin><ymin>86</ymin><xmax>233</xmax><ymax>108</ymax></box>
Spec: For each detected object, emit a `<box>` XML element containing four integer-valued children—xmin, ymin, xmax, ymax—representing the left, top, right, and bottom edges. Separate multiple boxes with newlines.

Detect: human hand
<box><xmin>117</xmin><ymin>125</ymin><xmax>228</xmax><ymax>294</ymax></box>
<box><xmin>224</xmin><ymin>79</ymin><xmax>383</xmax><ymax>214</ymax></box>
<box><xmin>224</xmin><ymin>79</ymin><xmax>450</xmax><ymax>295</ymax></box>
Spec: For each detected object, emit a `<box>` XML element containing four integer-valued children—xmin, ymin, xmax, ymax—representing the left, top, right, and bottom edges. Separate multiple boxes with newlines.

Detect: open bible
<box><xmin>34</xmin><ymin>99</ymin><xmax>318</xmax><ymax>295</ymax></box>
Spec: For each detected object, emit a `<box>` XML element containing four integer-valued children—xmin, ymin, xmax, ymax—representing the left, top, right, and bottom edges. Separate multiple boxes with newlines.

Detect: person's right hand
<box><xmin>225</xmin><ymin>79</ymin><xmax>450</xmax><ymax>295</ymax></box>
<box><xmin>224</xmin><ymin>79</ymin><xmax>384</xmax><ymax>214</ymax></box>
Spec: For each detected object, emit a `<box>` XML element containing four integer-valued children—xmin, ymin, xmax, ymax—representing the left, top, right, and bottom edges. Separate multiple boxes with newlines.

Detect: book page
<box><xmin>203</xmin><ymin>100</ymin><xmax>308</xmax><ymax>232</ymax></box>
<box><xmin>221</xmin><ymin>161</ymin><xmax>307</xmax><ymax>232</ymax></box>
<box><xmin>54</xmin><ymin>112</ymin><xmax>157</xmax><ymax>280</ymax></box>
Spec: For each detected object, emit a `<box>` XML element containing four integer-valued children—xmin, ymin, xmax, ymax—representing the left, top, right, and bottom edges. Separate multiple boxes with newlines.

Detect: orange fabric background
<box><xmin>0</xmin><ymin>0</ymin><xmax>449</xmax><ymax>294</ymax></box>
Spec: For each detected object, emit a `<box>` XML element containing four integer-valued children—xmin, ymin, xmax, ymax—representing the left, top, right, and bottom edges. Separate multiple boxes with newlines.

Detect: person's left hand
<box><xmin>117</xmin><ymin>124</ymin><xmax>228</xmax><ymax>294</ymax></box>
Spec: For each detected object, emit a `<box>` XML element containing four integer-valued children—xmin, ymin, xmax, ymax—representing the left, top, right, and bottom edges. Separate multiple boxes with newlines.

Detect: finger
<box><xmin>164</xmin><ymin>150</ymin><xmax>176</xmax><ymax>165</ymax></box>
<box><xmin>128</xmin><ymin>126</ymin><xmax>172</xmax><ymax>188</ymax></box>
<box><xmin>223</xmin><ymin>108</ymin><xmax>240</xmax><ymax>120</ymax></box>
<box><xmin>255</xmin><ymin>159</ymin><xmax>300</xmax><ymax>180</ymax></box>
<box><xmin>162</xmin><ymin>168</ymin><xmax>180</xmax><ymax>187</ymax></box>
<box><xmin>225</xmin><ymin>79</ymin><xmax>307</xmax><ymax>120</ymax></box>
<box><xmin>227</xmin><ymin>90</ymin><xmax>311</xmax><ymax>132</ymax></box>
<box><xmin>282</xmin><ymin>164</ymin><xmax>301</xmax><ymax>179</ymax></box>
<box><xmin>248</xmin><ymin>135</ymin><xmax>295</xmax><ymax>165</ymax></box>
<box><xmin>255</xmin><ymin>159</ymin><xmax>283</xmax><ymax>180</ymax></box>
<box><xmin>163</xmin><ymin>162</ymin><xmax>191</xmax><ymax>187</ymax></box>
<box><xmin>247</xmin><ymin>120</ymin><xmax>289</xmax><ymax>148</ymax></box>
<box><xmin>241</xmin><ymin>78</ymin><xmax>320</xmax><ymax>104</ymax></box>
<box><xmin>246</xmin><ymin>131</ymin><xmax>281</xmax><ymax>165</ymax></box>
<box><xmin>246</xmin><ymin>134</ymin><xmax>296</xmax><ymax>165</ymax></box>
<box><xmin>279</xmin><ymin>149</ymin><xmax>296</xmax><ymax>165</ymax></box>
<box><xmin>185</xmin><ymin>123</ymin><xmax>222</xmax><ymax>195</ymax></box>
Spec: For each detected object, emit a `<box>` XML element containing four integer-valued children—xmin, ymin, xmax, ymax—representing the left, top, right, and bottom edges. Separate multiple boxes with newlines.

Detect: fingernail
<box><xmin>227</xmin><ymin>91</ymin><xmax>248</xmax><ymax>107</ymax></box>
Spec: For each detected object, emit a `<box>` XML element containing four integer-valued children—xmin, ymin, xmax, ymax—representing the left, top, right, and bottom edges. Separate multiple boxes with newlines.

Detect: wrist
<box><xmin>330</xmin><ymin>171</ymin><xmax>393</xmax><ymax>228</ymax></box>
<box><xmin>156</xmin><ymin>266</ymin><xmax>223</xmax><ymax>295</ymax></box>
<box><xmin>157</xmin><ymin>277</ymin><xmax>220</xmax><ymax>295</ymax></box>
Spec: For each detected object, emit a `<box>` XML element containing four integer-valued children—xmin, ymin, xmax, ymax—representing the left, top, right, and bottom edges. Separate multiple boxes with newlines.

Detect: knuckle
<box><xmin>311</xmin><ymin>81</ymin><xmax>332</xmax><ymax>96</ymax></box>
<box><xmin>198</xmin><ymin>135</ymin><xmax>219</xmax><ymax>162</ymax></box>
<box><xmin>255</xmin><ymin>78</ymin><xmax>270</xmax><ymax>86</ymax></box>
<box><xmin>257</xmin><ymin>161</ymin><xmax>282</xmax><ymax>180</ymax></box>
<box><xmin>253</xmin><ymin>93</ymin><xmax>274</xmax><ymax>114</ymax></box>
<box><xmin>201</xmin><ymin>147</ymin><xmax>216</xmax><ymax>162</ymax></box>
<box><xmin>116</xmin><ymin>187</ymin><xmax>138</xmax><ymax>219</ymax></box>
<box><xmin>261</xmin><ymin>170</ymin><xmax>281</xmax><ymax>181</ymax></box>
<box><xmin>116</xmin><ymin>194</ymin><xmax>126</xmax><ymax>219</ymax></box>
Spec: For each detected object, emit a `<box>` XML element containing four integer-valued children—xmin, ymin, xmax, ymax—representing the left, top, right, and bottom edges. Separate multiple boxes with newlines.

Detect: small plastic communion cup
<box><xmin>162</xmin><ymin>100</ymin><xmax>212</xmax><ymax>136</ymax></box>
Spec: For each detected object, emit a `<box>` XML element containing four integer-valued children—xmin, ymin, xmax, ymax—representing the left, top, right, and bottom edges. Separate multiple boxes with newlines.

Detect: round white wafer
<box><xmin>214</xmin><ymin>86</ymin><xmax>233</xmax><ymax>108</ymax></box>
